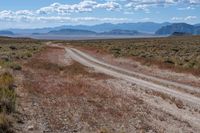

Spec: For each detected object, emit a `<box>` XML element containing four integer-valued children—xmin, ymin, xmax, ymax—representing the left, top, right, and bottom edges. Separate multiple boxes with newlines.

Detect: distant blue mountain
<box><xmin>156</xmin><ymin>23</ymin><xmax>200</xmax><ymax>35</ymax></box>
<box><xmin>48</xmin><ymin>29</ymin><xmax>96</xmax><ymax>35</ymax></box>
<box><xmin>7</xmin><ymin>22</ymin><xmax>171</xmax><ymax>34</ymax></box>
<box><xmin>100</xmin><ymin>29</ymin><xmax>142</xmax><ymax>35</ymax></box>
<box><xmin>194</xmin><ymin>23</ymin><xmax>200</xmax><ymax>27</ymax></box>
<box><xmin>0</xmin><ymin>30</ymin><xmax>14</xmax><ymax>35</ymax></box>
<box><xmin>6</xmin><ymin>22</ymin><xmax>200</xmax><ymax>35</ymax></box>
<box><xmin>56</xmin><ymin>22</ymin><xmax>171</xmax><ymax>33</ymax></box>
<box><xmin>170</xmin><ymin>32</ymin><xmax>192</xmax><ymax>36</ymax></box>
<box><xmin>40</xmin><ymin>29</ymin><xmax>146</xmax><ymax>36</ymax></box>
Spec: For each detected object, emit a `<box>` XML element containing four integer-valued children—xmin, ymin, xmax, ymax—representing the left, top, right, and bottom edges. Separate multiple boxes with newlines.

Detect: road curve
<box><xmin>66</xmin><ymin>47</ymin><xmax>200</xmax><ymax>107</ymax></box>
<box><xmin>71</xmin><ymin>48</ymin><xmax>200</xmax><ymax>94</ymax></box>
<box><xmin>64</xmin><ymin>47</ymin><xmax>200</xmax><ymax>128</ymax></box>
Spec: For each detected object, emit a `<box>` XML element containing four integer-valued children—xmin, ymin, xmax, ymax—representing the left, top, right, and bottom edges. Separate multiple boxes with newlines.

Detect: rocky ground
<box><xmin>14</xmin><ymin>45</ymin><xmax>200</xmax><ymax>133</ymax></box>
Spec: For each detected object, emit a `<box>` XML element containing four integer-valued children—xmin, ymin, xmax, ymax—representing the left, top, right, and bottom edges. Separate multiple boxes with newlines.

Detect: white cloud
<box><xmin>16</xmin><ymin>10</ymin><xmax>34</xmax><ymax>16</ymax></box>
<box><xmin>95</xmin><ymin>1</ymin><xmax>121</xmax><ymax>10</ymax></box>
<box><xmin>124</xmin><ymin>0</ymin><xmax>177</xmax><ymax>12</ymax></box>
<box><xmin>0</xmin><ymin>1</ymin><xmax>122</xmax><ymax>24</ymax></box>
<box><xmin>124</xmin><ymin>0</ymin><xmax>200</xmax><ymax>11</ymax></box>
<box><xmin>187</xmin><ymin>0</ymin><xmax>200</xmax><ymax>4</ymax></box>
<box><xmin>171</xmin><ymin>16</ymin><xmax>197</xmax><ymax>21</ymax></box>
<box><xmin>0</xmin><ymin>0</ymin><xmax>199</xmax><ymax>26</ymax></box>
<box><xmin>171</xmin><ymin>17</ymin><xmax>182</xmax><ymax>21</ymax></box>
<box><xmin>0</xmin><ymin>9</ymin><xmax>130</xmax><ymax>24</ymax></box>
<box><xmin>37</xmin><ymin>16</ymin><xmax>131</xmax><ymax>23</ymax></box>
<box><xmin>184</xmin><ymin>15</ymin><xmax>197</xmax><ymax>20</ymax></box>
<box><xmin>36</xmin><ymin>1</ymin><xmax>120</xmax><ymax>15</ymax></box>
<box><xmin>178</xmin><ymin>6</ymin><xmax>195</xmax><ymax>10</ymax></box>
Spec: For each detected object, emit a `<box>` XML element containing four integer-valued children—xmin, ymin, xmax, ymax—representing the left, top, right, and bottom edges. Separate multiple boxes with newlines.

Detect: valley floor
<box><xmin>15</xmin><ymin>44</ymin><xmax>200</xmax><ymax>133</ymax></box>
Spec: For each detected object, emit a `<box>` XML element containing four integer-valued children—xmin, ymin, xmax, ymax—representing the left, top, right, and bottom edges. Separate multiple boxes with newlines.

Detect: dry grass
<box><xmin>0</xmin><ymin>37</ymin><xmax>44</xmax><ymax>132</ymax></box>
<box><xmin>0</xmin><ymin>72</ymin><xmax>15</xmax><ymax>133</ymax></box>
<box><xmin>147</xmin><ymin>90</ymin><xmax>184</xmax><ymax>109</ymax></box>
<box><xmin>0</xmin><ymin>113</ymin><xmax>13</xmax><ymax>133</ymax></box>
<box><xmin>61</xmin><ymin>36</ymin><xmax>200</xmax><ymax>76</ymax></box>
<box><xmin>0</xmin><ymin>36</ymin><xmax>43</xmax><ymax>70</ymax></box>
<box><xmin>0</xmin><ymin>72</ymin><xmax>14</xmax><ymax>89</ymax></box>
<box><xmin>21</xmin><ymin>46</ymin><xmax>161</xmax><ymax>132</ymax></box>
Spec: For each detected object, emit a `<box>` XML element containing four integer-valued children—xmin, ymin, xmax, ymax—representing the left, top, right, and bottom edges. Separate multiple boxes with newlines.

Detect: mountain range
<box><xmin>48</xmin><ymin>29</ymin><xmax>97</xmax><ymax>35</ymax></box>
<box><xmin>6</xmin><ymin>22</ymin><xmax>171</xmax><ymax>34</ymax></box>
<box><xmin>0</xmin><ymin>30</ymin><xmax>14</xmax><ymax>35</ymax></box>
<box><xmin>45</xmin><ymin>29</ymin><xmax>146</xmax><ymax>36</ymax></box>
<box><xmin>1</xmin><ymin>22</ymin><xmax>200</xmax><ymax>37</ymax></box>
<box><xmin>155</xmin><ymin>23</ymin><xmax>200</xmax><ymax>35</ymax></box>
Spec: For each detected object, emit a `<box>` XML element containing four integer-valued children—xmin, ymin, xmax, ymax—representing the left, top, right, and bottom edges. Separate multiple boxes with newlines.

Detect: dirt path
<box><xmin>66</xmin><ymin>47</ymin><xmax>200</xmax><ymax>129</ymax></box>
<box><xmin>71</xmin><ymin>48</ymin><xmax>200</xmax><ymax>95</ymax></box>
<box><xmin>67</xmin><ymin>48</ymin><xmax>200</xmax><ymax>105</ymax></box>
<box><xmin>15</xmin><ymin>45</ymin><xmax>200</xmax><ymax>133</ymax></box>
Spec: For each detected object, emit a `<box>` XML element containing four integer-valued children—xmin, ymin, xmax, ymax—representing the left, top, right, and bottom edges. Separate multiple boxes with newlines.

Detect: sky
<box><xmin>0</xmin><ymin>0</ymin><xmax>200</xmax><ymax>29</ymax></box>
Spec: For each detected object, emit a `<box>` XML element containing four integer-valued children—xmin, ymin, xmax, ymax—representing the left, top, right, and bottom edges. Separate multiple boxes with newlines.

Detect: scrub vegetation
<box><xmin>62</xmin><ymin>36</ymin><xmax>200</xmax><ymax>75</ymax></box>
<box><xmin>0</xmin><ymin>37</ymin><xmax>43</xmax><ymax>133</ymax></box>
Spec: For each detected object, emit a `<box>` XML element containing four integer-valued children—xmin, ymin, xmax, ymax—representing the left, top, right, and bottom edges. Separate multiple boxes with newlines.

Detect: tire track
<box><xmin>66</xmin><ymin>48</ymin><xmax>200</xmax><ymax>107</ymax></box>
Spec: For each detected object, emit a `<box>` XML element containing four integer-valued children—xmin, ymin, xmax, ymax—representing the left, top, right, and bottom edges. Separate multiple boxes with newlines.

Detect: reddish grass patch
<box><xmin>21</xmin><ymin>46</ymin><xmax>161</xmax><ymax>132</ymax></box>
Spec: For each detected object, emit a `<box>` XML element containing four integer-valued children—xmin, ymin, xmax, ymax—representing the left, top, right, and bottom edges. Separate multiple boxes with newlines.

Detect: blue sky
<box><xmin>0</xmin><ymin>0</ymin><xmax>199</xmax><ymax>29</ymax></box>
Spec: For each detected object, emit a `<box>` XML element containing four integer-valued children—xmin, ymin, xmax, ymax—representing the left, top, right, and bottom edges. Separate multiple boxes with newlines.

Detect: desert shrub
<box><xmin>0</xmin><ymin>56</ymin><xmax>9</xmax><ymax>62</ymax></box>
<box><xmin>0</xmin><ymin>72</ymin><xmax>14</xmax><ymax>89</ymax></box>
<box><xmin>0</xmin><ymin>88</ymin><xmax>16</xmax><ymax>113</ymax></box>
<box><xmin>64</xmin><ymin>36</ymin><xmax>200</xmax><ymax>75</ymax></box>
<box><xmin>10</xmin><ymin>63</ymin><xmax>22</xmax><ymax>71</ymax></box>
<box><xmin>0</xmin><ymin>72</ymin><xmax>15</xmax><ymax>132</ymax></box>
<box><xmin>0</xmin><ymin>72</ymin><xmax>15</xmax><ymax>113</ymax></box>
<box><xmin>64</xmin><ymin>62</ymin><xmax>89</xmax><ymax>76</ymax></box>
<box><xmin>25</xmin><ymin>52</ymin><xmax>32</xmax><ymax>58</ymax></box>
<box><xmin>0</xmin><ymin>113</ymin><xmax>13</xmax><ymax>133</ymax></box>
<box><xmin>183</xmin><ymin>62</ymin><xmax>194</xmax><ymax>69</ymax></box>
<box><xmin>9</xmin><ymin>46</ymin><xmax>17</xmax><ymax>50</ymax></box>
<box><xmin>110</xmin><ymin>48</ymin><xmax>122</xmax><ymax>57</ymax></box>
<box><xmin>0</xmin><ymin>61</ymin><xmax>22</xmax><ymax>70</ymax></box>
<box><xmin>164</xmin><ymin>58</ymin><xmax>175</xmax><ymax>65</ymax></box>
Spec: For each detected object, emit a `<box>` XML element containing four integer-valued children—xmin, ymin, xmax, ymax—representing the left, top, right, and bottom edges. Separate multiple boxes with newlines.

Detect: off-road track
<box><xmin>66</xmin><ymin>47</ymin><xmax>200</xmax><ymax>128</ymax></box>
<box><xmin>16</xmin><ymin>45</ymin><xmax>200</xmax><ymax>133</ymax></box>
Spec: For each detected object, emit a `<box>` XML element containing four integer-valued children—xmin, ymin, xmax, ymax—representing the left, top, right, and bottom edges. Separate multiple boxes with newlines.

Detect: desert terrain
<box><xmin>0</xmin><ymin>36</ymin><xmax>200</xmax><ymax>133</ymax></box>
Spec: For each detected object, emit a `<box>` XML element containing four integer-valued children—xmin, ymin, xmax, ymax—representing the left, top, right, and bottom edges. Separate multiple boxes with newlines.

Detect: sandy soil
<box><xmin>14</xmin><ymin>45</ymin><xmax>200</xmax><ymax>133</ymax></box>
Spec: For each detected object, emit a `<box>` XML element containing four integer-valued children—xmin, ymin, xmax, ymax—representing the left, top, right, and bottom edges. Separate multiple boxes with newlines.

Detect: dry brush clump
<box><xmin>146</xmin><ymin>90</ymin><xmax>184</xmax><ymax>109</ymax></box>
<box><xmin>0</xmin><ymin>72</ymin><xmax>16</xmax><ymax>133</ymax></box>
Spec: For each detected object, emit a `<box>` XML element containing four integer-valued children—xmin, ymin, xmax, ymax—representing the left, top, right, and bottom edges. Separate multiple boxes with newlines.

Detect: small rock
<box><xmin>32</xmin><ymin>102</ymin><xmax>37</xmax><ymax>106</ymax></box>
<box><xmin>27</xmin><ymin>125</ymin><xmax>34</xmax><ymax>131</ymax></box>
<box><xmin>17</xmin><ymin>119</ymin><xmax>24</xmax><ymax>124</ymax></box>
<box><xmin>1</xmin><ymin>55</ymin><xmax>9</xmax><ymax>61</ymax></box>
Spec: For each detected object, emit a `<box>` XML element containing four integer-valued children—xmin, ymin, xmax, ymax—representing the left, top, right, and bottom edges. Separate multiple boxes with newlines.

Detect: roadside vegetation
<box><xmin>22</xmin><ymin>46</ymin><xmax>158</xmax><ymax>132</ymax></box>
<box><xmin>0</xmin><ymin>37</ymin><xmax>43</xmax><ymax>70</ymax></box>
<box><xmin>0</xmin><ymin>36</ymin><xmax>43</xmax><ymax>132</ymax></box>
<box><xmin>61</xmin><ymin>36</ymin><xmax>200</xmax><ymax>76</ymax></box>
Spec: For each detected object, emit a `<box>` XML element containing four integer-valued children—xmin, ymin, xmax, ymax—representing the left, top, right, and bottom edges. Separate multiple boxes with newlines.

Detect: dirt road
<box><xmin>71</xmin><ymin>48</ymin><xmax>200</xmax><ymax>94</ymax></box>
<box><xmin>66</xmin><ymin>47</ymin><xmax>200</xmax><ymax>129</ymax></box>
<box><xmin>66</xmin><ymin>48</ymin><xmax>200</xmax><ymax>105</ymax></box>
<box><xmin>16</xmin><ymin>45</ymin><xmax>200</xmax><ymax>133</ymax></box>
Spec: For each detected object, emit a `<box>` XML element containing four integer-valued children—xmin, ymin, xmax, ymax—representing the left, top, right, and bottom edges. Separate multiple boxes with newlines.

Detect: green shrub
<box><xmin>164</xmin><ymin>59</ymin><xmax>175</xmax><ymax>65</ymax></box>
<box><xmin>10</xmin><ymin>63</ymin><xmax>22</xmax><ymax>71</ymax></box>
<box><xmin>0</xmin><ymin>88</ymin><xmax>16</xmax><ymax>113</ymax></box>
<box><xmin>0</xmin><ymin>72</ymin><xmax>14</xmax><ymax>89</ymax></box>
<box><xmin>0</xmin><ymin>72</ymin><xmax>15</xmax><ymax>113</ymax></box>
<box><xmin>0</xmin><ymin>113</ymin><xmax>13</xmax><ymax>133</ymax></box>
